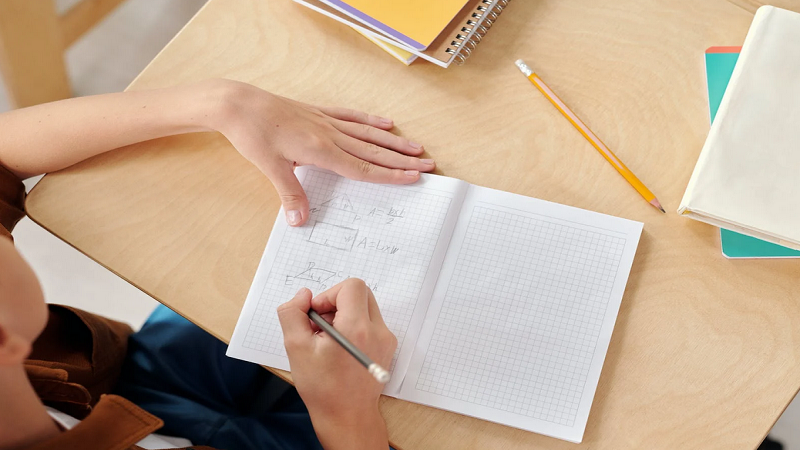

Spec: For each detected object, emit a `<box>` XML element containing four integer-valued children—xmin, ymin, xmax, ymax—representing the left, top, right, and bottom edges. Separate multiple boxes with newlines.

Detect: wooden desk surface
<box><xmin>26</xmin><ymin>0</ymin><xmax>800</xmax><ymax>448</ymax></box>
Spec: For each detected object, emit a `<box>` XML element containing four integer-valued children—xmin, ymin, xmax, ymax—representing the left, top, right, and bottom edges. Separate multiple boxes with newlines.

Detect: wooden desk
<box><xmin>26</xmin><ymin>0</ymin><xmax>800</xmax><ymax>448</ymax></box>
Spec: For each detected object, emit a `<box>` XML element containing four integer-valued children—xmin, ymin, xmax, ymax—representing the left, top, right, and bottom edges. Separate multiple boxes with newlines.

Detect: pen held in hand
<box><xmin>308</xmin><ymin>309</ymin><xmax>391</xmax><ymax>384</ymax></box>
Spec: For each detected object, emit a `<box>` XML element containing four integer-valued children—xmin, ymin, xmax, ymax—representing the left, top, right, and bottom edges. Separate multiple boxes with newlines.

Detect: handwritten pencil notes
<box><xmin>227</xmin><ymin>167</ymin><xmax>643</xmax><ymax>443</ymax></box>
<box><xmin>228</xmin><ymin>167</ymin><xmax>466</xmax><ymax>388</ymax></box>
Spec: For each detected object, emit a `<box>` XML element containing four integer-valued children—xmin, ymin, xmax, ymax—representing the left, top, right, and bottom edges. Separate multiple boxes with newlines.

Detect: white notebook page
<box><xmin>399</xmin><ymin>185</ymin><xmax>643</xmax><ymax>443</ymax></box>
<box><xmin>227</xmin><ymin>167</ymin><xmax>466</xmax><ymax>394</ymax></box>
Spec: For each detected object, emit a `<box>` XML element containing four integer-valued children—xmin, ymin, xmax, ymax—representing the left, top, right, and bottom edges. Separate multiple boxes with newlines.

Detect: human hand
<box><xmin>212</xmin><ymin>80</ymin><xmax>434</xmax><ymax>227</ymax></box>
<box><xmin>277</xmin><ymin>279</ymin><xmax>397</xmax><ymax>450</ymax></box>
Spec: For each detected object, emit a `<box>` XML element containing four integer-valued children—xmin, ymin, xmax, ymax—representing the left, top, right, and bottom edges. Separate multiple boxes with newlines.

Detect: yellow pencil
<box><xmin>515</xmin><ymin>59</ymin><xmax>665</xmax><ymax>213</ymax></box>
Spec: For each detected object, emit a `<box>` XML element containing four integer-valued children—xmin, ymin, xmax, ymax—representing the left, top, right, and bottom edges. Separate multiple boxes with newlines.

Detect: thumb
<box><xmin>269</xmin><ymin>165</ymin><xmax>309</xmax><ymax>227</ymax></box>
<box><xmin>277</xmin><ymin>288</ymin><xmax>314</xmax><ymax>351</ymax></box>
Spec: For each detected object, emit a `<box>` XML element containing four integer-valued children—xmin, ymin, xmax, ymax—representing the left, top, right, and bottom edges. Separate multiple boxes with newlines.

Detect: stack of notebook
<box><xmin>294</xmin><ymin>0</ymin><xmax>511</xmax><ymax>67</ymax></box>
<box><xmin>680</xmin><ymin>5</ymin><xmax>800</xmax><ymax>258</ymax></box>
<box><xmin>703</xmin><ymin>46</ymin><xmax>800</xmax><ymax>259</ymax></box>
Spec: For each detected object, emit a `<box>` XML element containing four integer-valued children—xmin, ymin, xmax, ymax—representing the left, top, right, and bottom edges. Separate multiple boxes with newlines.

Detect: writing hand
<box><xmin>277</xmin><ymin>279</ymin><xmax>397</xmax><ymax>450</ymax></box>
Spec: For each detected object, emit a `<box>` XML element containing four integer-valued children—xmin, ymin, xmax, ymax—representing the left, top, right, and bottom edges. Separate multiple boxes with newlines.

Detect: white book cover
<box><xmin>678</xmin><ymin>6</ymin><xmax>800</xmax><ymax>250</ymax></box>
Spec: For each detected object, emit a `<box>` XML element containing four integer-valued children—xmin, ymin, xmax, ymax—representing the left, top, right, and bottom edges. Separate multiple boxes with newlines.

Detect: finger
<box><xmin>312</xmin><ymin>280</ymin><xmax>384</xmax><ymax>325</ymax></box>
<box><xmin>309</xmin><ymin>311</ymin><xmax>336</xmax><ymax>333</ymax></box>
<box><xmin>330</xmin><ymin>120</ymin><xmax>425</xmax><ymax>156</ymax></box>
<box><xmin>333</xmin><ymin>134</ymin><xmax>434</xmax><ymax>173</ymax></box>
<box><xmin>265</xmin><ymin>163</ymin><xmax>309</xmax><ymax>227</ymax></box>
<box><xmin>277</xmin><ymin>288</ymin><xmax>315</xmax><ymax>350</ymax></box>
<box><xmin>365</xmin><ymin>285</ymin><xmax>386</xmax><ymax>326</ymax></box>
<box><xmin>316</xmin><ymin>143</ymin><xmax>421</xmax><ymax>185</ymax></box>
<box><xmin>311</xmin><ymin>279</ymin><xmax>371</xmax><ymax>324</ymax></box>
<box><xmin>315</xmin><ymin>106</ymin><xmax>395</xmax><ymax>130</ymax></box>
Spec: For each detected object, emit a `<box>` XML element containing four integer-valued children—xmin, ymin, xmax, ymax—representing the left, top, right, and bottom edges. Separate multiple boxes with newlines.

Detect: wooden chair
<box><xmin>0</xmin><ymin>0</ymin><xmax>127</xmax><ymax>109</ymax></box>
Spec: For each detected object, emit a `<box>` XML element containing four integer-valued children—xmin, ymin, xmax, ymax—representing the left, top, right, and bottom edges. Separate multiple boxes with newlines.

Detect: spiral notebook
<box><xmin>353</xmin><ymin>27</ymin><xmax>417</xmax><ymax>65</ymax></box>
<box><xmin>294</xmin><ymin>0</ymin><xmax>511</xmax><ymax>67</ymax></box>
<box><xmin>227</xmin><ymin>166</ymin><xmax>643</xmax><ymax>442</ymax></box>
<box><xmin>319</xmin><ymin>0</ymin><xmax>469</xmax><ymax>51</ymax></box>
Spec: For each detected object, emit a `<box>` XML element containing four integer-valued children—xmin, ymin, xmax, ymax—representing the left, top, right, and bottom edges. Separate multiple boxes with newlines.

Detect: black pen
<box><xmin>308</xmin><ymin>309</ymin><xmax>390</xmax><ymax>384</ymax></box>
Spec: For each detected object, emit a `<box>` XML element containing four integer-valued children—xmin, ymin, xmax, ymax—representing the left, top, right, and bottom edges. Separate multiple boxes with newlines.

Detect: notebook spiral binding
<box><xmin>445</xmin><ymin>0</ymin><xmax>511</xmax><ymax>65</ymax></box>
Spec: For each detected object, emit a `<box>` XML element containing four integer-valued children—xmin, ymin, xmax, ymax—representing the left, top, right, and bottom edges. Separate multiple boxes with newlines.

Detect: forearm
<box><xmin>0</xmin><ymin>79</ymin><xmax>232</xmax><ymax>178</ymax></box>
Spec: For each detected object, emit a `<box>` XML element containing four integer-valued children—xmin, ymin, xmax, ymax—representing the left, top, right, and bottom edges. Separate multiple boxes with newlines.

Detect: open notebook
<box><xmin>227</xmin><ymin>167</ymin><xmax>643</xmax><ymax>443</ymax></box>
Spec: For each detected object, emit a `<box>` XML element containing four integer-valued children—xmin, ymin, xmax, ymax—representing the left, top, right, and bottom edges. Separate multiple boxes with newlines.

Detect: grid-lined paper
<box><xmin>400</xmin><ymin>188</ymin><xmax>642</xmax><ymax>443</ymax></box>
<box><xmin>228</xmin><ymin>167</ymin><xmax>459</xmax><ymax>379</ymax></box>
<box><xmin>416</xmin><ymin>205</ymin><xmax>625</xmax><ymax>425</ymax></box>
<box><xmin>229</xmin><ymin>169</ymin><xmax>642</xmax><ymax>442</ymax></box>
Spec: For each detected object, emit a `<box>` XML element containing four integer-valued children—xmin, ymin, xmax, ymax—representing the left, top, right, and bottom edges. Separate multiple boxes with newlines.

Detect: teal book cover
<box><xmin>705</xmin><ymin>47</ymin><xmax>800</xmax><ymax>258</ymax></box>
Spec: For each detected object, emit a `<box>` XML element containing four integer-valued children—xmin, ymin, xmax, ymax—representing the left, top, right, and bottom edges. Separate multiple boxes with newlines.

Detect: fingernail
<box><xmin>380</xmin><ymin>117</ymin><xmax>393</xmax><ymax>126</ymax></box>
<box><xmin>286</xmin><ymin>210</ymin><xmax>302</xmax><ymax>226</ymax></box>
<box><xmin>295</xmin><ymin>287</ymin><xmax>310</xmax><ymax>297</ymax></box>
<box><xmin>405</xmin><ymin>170</ymin><xmax>419</xmax><ymax>177</ymax></box>
<box><xmin>409</xmin><ymin>141</ymin><xmax>423</xmax><ymax>150</ymax></box>
<box><xmin>420</xmin><ymin>159</ymin><xmax>435</xmax><ymax>166</ymax></box>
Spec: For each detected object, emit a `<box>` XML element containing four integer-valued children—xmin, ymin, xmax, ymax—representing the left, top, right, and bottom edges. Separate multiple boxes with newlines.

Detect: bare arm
<box><xmin>0</xmin><ymin>79</ymin><xmax>434</xmax><ymax>226</ymax></box>
<box><xmin>0</xmin><ymin>82</ymin><xmax>221</xmax><ymax>178</ymax></box>
<box><xmin>0</xmin><ymin>79</ymin><xmax>428</xmax><ymax>448</ymax></box>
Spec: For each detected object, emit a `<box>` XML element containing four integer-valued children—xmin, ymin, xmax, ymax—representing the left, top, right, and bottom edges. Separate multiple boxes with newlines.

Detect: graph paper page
<box><xmin>399</xmin><ymin>185</ymin><xmax>643</xmax><ymax>442</ymax></box>
<box><xmin>227</xmin><ymin>167</ymin><xmax>466</xmax><ymax>395</ymax></box>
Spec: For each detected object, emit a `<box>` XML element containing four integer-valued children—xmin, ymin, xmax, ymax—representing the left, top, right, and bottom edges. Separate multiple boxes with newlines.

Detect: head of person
<box><xmin>0</xmin><ymin>237</ymin><xmax>47</xmax><ymax>368</ymax></box>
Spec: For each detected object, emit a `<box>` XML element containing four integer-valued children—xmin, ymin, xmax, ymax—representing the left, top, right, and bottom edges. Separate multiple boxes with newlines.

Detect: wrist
<box><xmin>309</xmin><ymin>404</ymin><xmax>389</xmax><ymax>450</ymax></box>
<box><xmin>182</xmin><ymin>78</ymin><xmax>248</xmax><ymax>134</ymax></box>
<box><xmin>143</xmin><ymin>79</ymin><xmax>241</xmax><ymax>136</ymax></box>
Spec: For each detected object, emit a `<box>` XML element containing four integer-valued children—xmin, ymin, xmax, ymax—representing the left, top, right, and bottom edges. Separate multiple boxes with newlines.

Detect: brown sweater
<box><xmin>1</xmin><ymin>166</ymin><xmax>214</xmax><ymax>450</ymax></box>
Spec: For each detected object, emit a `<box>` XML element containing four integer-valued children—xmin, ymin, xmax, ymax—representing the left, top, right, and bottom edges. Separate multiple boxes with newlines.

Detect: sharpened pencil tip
<box><xmin>649</xmin><ymin>198</ymin><xmax>666</xmax><ymax>214</ymax></box>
